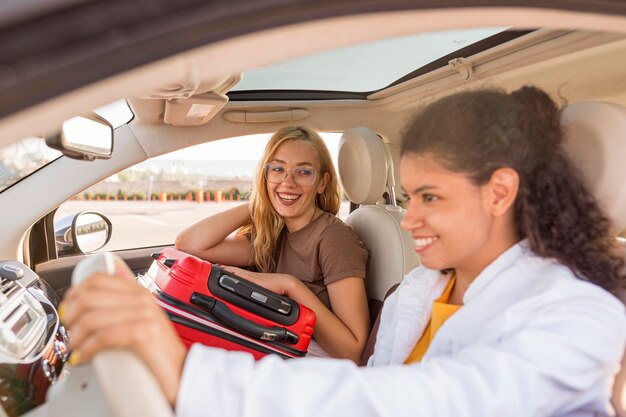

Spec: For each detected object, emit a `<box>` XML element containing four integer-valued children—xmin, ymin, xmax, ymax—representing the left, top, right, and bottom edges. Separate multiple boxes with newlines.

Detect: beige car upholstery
<box><xmin>562</xmin><ymin>102</ymin><xmax>626</xmax><ymax>233</ymax></box>
<box><xmin>337</xmin><ymin>127</ymin><xmax>420</xmax><ymax>303</ymax></box>
<box><xmin>561</xmin><ymin>101</ymin><xmax>626</xmax><ymax>417</ymax></box>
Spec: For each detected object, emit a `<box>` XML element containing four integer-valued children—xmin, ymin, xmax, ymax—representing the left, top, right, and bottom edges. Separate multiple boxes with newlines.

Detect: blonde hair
<box><xmin>239</xmin><ymin>126</ymin><xmax>341</xmax><ymax>272</ymax></box>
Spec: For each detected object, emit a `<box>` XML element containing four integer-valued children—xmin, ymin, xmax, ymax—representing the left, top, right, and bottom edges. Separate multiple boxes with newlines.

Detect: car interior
<box><xmin>559</xmin><ymin>100</ymin><xmax>626</xmax><ymax>416</ymax></box>
<box><xmin>0</xmin><ymin>5</ymin><xmax>626</xmax><ymax>417</ymax></box>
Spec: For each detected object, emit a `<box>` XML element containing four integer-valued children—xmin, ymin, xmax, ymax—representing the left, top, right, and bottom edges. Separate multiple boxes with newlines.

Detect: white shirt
<box><xmin>176</xmin><ymin>241</ymin><xmax>626</xmax><ymax>417</ymax></box>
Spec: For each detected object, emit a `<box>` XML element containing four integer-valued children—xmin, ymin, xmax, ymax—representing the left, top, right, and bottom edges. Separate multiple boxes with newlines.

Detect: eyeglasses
<box><xmin>264</xmin><ymin>163</ymin><xmax>318</xmax><ymax>187</ymax></box>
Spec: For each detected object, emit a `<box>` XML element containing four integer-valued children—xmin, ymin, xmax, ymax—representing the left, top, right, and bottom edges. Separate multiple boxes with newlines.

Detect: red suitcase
<box><xmin>140</xmin><ymin>248</ymin><xmax>316</xmax><ymax>359</ymax></box>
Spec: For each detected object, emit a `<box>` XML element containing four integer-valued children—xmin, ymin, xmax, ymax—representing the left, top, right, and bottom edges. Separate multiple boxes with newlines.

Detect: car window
<box><xmin>232</xmin><ymin>27</ymin><xmax>507</xmax><ymax>93</ymax></box>
<box><xmin>0</xmin><ymin>137</ymin><xmax>62</xmax><ymax>193</ymax></box>
<box><xmin>54</xmin><ymin>133</ymin><xmax>348</xmax><ymax>253</ymax></box>
<box><xmin>0</xmin><ymin>100</ymin><xmax>133</xmax><ymax>196</ymax></box>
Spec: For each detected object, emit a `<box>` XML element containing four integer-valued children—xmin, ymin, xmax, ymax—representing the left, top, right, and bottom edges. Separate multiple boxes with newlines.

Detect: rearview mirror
<box><xmin>46</xmin><ymin>114</ymin><xmax>113</xmax><ymax>160</ymax></box>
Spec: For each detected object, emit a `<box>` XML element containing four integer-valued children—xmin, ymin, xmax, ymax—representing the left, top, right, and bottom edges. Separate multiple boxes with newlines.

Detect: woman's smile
<box><xmin>412</xmin><ymin>235</ymin><xmax>439</xmax><ymax>253</ymax></box>
<box><xmin>277</xmin><ymin>192</ymin><xmax>302</xmax><ymax>204</ymax></box>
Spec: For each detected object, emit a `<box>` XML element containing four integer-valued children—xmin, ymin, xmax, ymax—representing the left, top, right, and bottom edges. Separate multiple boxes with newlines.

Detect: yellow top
<box><xmin>404</xmin><ymin>276</ymin><xmax>462</xmax><ymax>364</ymax></box>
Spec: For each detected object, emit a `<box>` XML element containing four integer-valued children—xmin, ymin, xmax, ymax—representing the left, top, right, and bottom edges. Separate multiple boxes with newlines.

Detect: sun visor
<box><xmin>164</xmin><ymin>93</ymin><xmax>228</xmax><ymax>126</ymax></box>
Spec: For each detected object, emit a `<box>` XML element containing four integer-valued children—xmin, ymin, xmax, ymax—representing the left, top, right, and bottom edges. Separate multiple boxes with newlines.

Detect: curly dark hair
<box><xmin>401</xmin><ymin>86</ymin><xmax>625</xmax><ymax>297</ymax></box>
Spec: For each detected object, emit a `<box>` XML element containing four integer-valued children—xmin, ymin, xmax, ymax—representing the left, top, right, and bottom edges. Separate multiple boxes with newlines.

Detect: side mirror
<box><xmin>55</xmin><ymin>212</ymin><xmax>112</xmax><ymax>256</ymax></box>
<box><xmin>46</xmin><ymin>114</ymin><xmax>113</xmax><ymax>161</ymax></box>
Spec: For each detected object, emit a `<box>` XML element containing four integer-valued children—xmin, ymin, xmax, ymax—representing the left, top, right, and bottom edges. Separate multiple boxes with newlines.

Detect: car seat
<box><xmin>561</xmin><ymin>100</ymin><xmax>626</xmax><ymax>417</ymax></box>
<box><xmin>337</xmin><ymin>127</ymin><xmax>421</xmax><ymax>364</ymax></box>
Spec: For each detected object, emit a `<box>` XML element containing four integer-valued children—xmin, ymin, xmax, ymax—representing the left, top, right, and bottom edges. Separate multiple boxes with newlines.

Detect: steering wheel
<box><xmin>43</xmin><ymin>254</ymin><xmax>174</xmax><ymax>417</ymax></box>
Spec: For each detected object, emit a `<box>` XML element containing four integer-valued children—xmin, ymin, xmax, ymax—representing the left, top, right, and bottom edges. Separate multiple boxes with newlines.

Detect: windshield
<box><xmin>0</xmin><ymin>100</ymin><xmax>134</xmax><ymax>194</ymax></box>
<box><xmin>0</xmin><ymin>137</ymin><xmax>61</xmax><ymax>193</ymax></box>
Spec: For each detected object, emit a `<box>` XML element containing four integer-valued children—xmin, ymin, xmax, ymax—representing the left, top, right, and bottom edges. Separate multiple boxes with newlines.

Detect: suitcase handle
<box><xmin>190</xmin><ymin>292</ymin><xmax>300</xmax><ymax>345</ymax></box>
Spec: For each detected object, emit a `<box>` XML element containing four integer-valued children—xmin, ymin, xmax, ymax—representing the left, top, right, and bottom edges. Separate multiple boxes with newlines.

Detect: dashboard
<box><xmin>0</xmin><ymin>261</ymin><xmax>68</xmax><ymax>417</ymax></box>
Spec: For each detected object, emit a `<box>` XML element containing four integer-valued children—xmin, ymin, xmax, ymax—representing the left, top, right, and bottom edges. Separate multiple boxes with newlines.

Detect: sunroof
<box><xmin>231</xmin><ymin>27</ymin><xmax>509</xmax><ymax>94</ymax></box>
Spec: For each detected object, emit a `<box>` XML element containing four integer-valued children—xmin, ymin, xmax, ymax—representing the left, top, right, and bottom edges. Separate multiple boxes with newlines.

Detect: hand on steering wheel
<box><xmin>59</xmin><ymin>253</ymin><xmax>186</xmax><ymax>416</ymax></box>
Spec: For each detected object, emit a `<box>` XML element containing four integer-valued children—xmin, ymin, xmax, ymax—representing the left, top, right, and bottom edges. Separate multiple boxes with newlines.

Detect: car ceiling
<box><xmin>122</xmin><ymin>28</ymin><xmax>626</xmax><ymax>159</ymax></box>
<box><xmin>1</xmin><ymin>0</ymin><xmax>625</xmax><ymax>117</ymax></box>
<box><xmin>1</xmin><ymin>1</ymin><xmax>626</xmax><ymax>146</ymax></box>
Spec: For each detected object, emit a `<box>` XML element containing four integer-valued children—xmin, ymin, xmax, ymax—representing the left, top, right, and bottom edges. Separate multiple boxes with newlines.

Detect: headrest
<box><xmin>338</xmin><ymin>127</ymin><xmax>394</xmax><ymax>205</ymax></box>
<box><xmin>561</xmin><ymin>101</ymin><xmax>626</xmax><ymax>232</ymax></box>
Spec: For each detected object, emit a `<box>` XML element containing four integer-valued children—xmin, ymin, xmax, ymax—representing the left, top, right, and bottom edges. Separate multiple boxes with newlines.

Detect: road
<box><xmin>57</xmin><ymin>200</ymin><xmax>350</xmax><ymax>252</ymax></box>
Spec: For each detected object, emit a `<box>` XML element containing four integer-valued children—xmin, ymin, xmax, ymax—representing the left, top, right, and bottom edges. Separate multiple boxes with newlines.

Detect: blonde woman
<box><xmin>175</xmin><ymin>126</ymin><xmax>370</xmax><ymax>362</ymax></box>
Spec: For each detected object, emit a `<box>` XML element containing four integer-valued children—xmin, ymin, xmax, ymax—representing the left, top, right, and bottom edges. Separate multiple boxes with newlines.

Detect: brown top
<box><xmin>274</xmin><ymin>212</ymin><xmax>368</xmax><ymax>309</ymax></box>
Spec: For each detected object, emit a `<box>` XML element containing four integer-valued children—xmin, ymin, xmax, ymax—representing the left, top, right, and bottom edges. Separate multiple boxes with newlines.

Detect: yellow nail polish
<box><xmin>68</xmin><ymin>351</ymin><xmax>80</xmax><ymax>366</ymax></box>
<box><xmin>58</xmin><ymin>303</ymin><xmax>66</xmax><ymax>322</ymax></box>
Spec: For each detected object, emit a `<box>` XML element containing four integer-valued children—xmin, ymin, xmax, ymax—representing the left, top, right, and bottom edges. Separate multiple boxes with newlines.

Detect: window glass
<box><xmin>0</xmin><ymin>137</ymin><xmax>61</xmax><ymax>194</ymax></box>
<box><xmin>0</xmin><ymin>100</ymin><xmax>133</xmax><ymax>195</ymax></box>
<box><xmin>55</xmin><ymin>133</ymin><xmax>347</xmax><ymax>253</ymax></box>
<box><xmin>232</xmin><ymin>27</ymin><xmax>507</xmax><ymax>93</ymax></box>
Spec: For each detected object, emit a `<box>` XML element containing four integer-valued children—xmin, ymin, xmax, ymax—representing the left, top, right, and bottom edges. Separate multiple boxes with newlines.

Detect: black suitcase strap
<box><xmin>190</xmin><ymin>292</ymin><xmax>299</xmax><ymax>345</ymax></box>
